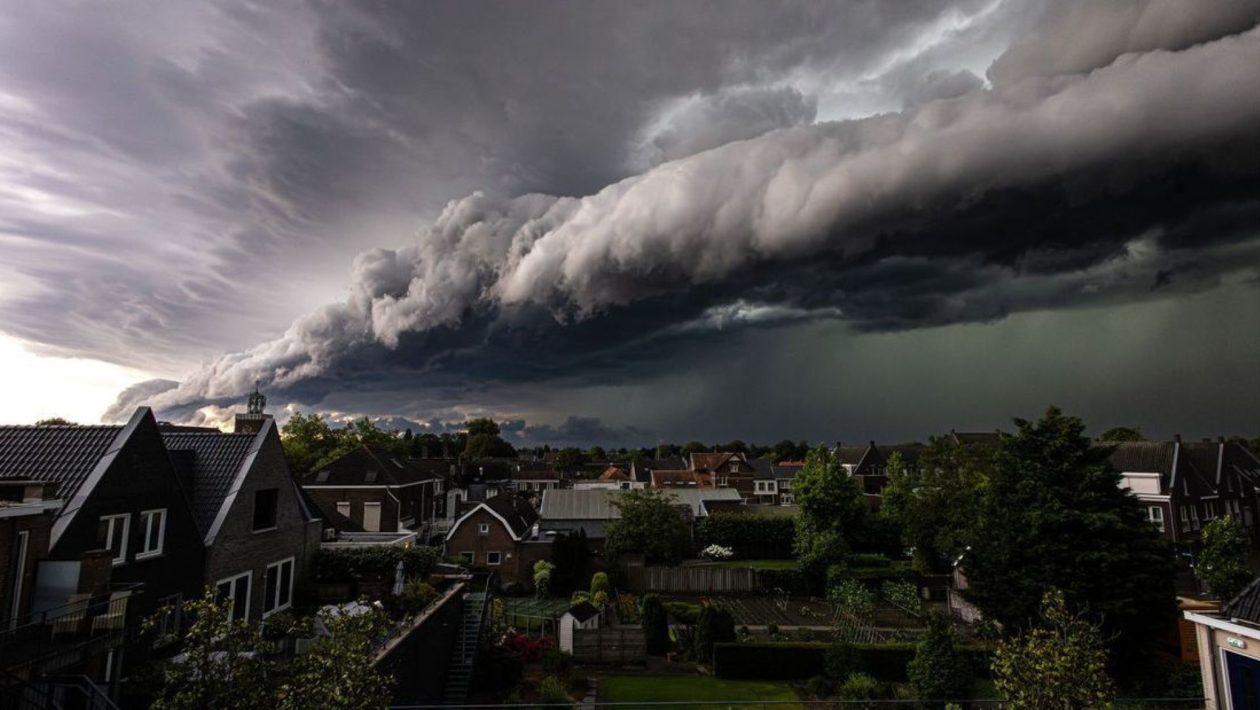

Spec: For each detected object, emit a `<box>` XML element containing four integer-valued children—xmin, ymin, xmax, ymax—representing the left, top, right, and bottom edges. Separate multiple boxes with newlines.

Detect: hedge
<box><xmin>313</xmin><ymin>545</ymin><xmax>441</xmax><ymax>582</ymax></box>
<box><xmin>695</xmin><ymin>513</ymin><xmax>796</xmax><ymax>559</ymax></box>
<box><xmin>713</xmin><ymin>642</ymin><xmax>993</xmax><ymax>682</ymax></box>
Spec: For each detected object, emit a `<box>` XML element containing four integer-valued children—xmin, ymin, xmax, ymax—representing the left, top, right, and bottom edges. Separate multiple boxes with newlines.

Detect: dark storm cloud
<box><xmin>108</xmin><ymin>1</ymin><xmax>1260</xmax><ymax>428</ymax></box>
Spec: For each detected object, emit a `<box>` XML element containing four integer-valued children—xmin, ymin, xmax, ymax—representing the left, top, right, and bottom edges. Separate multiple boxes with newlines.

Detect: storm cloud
<box><xmin>105</xmin><ymin>1</ymin><xmax>1260</xmax><ymax>426</ymax></box>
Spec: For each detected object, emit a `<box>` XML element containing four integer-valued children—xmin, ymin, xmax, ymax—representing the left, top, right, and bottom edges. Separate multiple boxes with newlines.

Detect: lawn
<box><xmin>600</xmin><ymin>674</ymin><xmax>803</xmax><ymax>708</ymax></box>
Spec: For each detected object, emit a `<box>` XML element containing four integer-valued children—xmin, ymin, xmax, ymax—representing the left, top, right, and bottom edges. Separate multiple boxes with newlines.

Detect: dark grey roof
<box><xmin>1222</xmin><ymin>576</ymin><xmax>1260</xmax><ymax>625</ymax></box>
<box><xmin>1106</xmin><ymin>441</ymin><xmax>1177</xmax><ymax>477</ymax></box>
<box><xmin>567</xmin><ymin>601</ymin><xmax>599</xmax><ymax>623</ymax></box>
<box><xmin>771</xmin><ymin>463</ymin><xmax>803</xmax><ymax>479</ymax></box>
<box><xmin>311</xmin><ymin>446</ymin><xmax>442</xmax><ymax>486</ymax></box>
<box><xmin>483</xmin><ymin>493</ymin><xmax>539</xmax><ymax>538</ymax></box>
<box><xmin>161</xmin><ymin>431</ymin><xmax>256</xmax><ymax>535</ymax></box>
<box><xmin>749</xmin><ymin>457</ymin><xmax>774</xmax><ymax>480</ymax></box>
<box><xmin>0</xmin><ymin>425</ymin><xmax>123</xmax><ymax>504</ymax></box>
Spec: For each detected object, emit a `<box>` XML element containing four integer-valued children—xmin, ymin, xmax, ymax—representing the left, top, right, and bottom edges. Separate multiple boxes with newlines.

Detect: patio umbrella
<box><xmin>392</xmin><ymin>560</ymin><xmax>405</xmax><ymax>596</ymax></box>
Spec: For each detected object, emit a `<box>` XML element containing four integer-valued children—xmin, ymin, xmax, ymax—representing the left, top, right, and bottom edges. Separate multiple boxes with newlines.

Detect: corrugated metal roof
<box><xmin>161</xmin><ymin>431</ymin><xmax>256</xmax><ymax>535</ymax></box>
<box><xmin>539</xmin><ymin>487</ymin><xmax>744</xmax><ymax>520</ymax></box>
<box><xmin>0</xmin><ymin>425</ymin><xmax>123</xmax><ymax>503</ymax></box>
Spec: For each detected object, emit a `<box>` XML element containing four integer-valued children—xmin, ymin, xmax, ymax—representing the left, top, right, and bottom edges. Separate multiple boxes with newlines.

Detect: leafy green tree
<box><xmin>466</xmin><ymin>418</ymin><xmax>500</xmax><ymax>437</ymax></box>
<box><xmin>605</xmin><ymin>488</ymin><xmax>691</xmax><ymax>565</ymax></box>
<box><xmin>681</xmin><ymin>440</ymin><xmax>709</xmax><ymax>456</ymax></box>
<box><xmin>719</xmin><ymin>439</ymin><xmax>748</xmax><ymax>454</ymax></box>
<box><xmin>965</xmin><ymin>407</ymin><xmax>1176</xmax><ymax>675</ymax></box>
<box><xmin>793</xmin><ymin>445</ymin><xmax>866</xmax><ymax>575</ymax></box>
<box><xmin>641</xmin><ymin>594</ymin><xmax>670</xmax><ymax>655</ymax></box>
<box><xmin>590</xmin><ymin>571</ymin><xmax>611</xmax><ymax>597</ymax></box>
<box><xmin>554</xmin><ymin>447</ymin><xmax>587</xmax><ymax>470</ymax></box>
<box><xmin>992</xmin><ymin>589</ymin><xmax>1114</xmax><ymax>709</ymax></box>
<box><xmin>146</xmin><ymin>590</ymin><xmax>392</xmax><ymax>709</ymax></box>
<box><xmin>533</xmin><ymin>560</ymin><xmax>555</xmax><ymax>599</ymax></box>
<box><xmin>34</xmin><ymin>417</ymin><xmax>75</xmax><ymax>426</ymax></box>
<box><xmin>829</xmin><ymin>579</ymin><xmax>875</xmax><ymax>626</ymax></box>
<box><xmin>280</xmin><ymin>412</ymin><xmax>343</xmax><ymax>475</ymax></box>
<box><xmin>147</xmin><ymin>590</ymin><xmax>274</xmax><ymax>709</ymax></box>
<box><xmin>280</xmin><ymin>606</ymin><xmax>393</xmax><ymax>709</ymax></box>
<box><xmin>1099</xmin><ymin>426</ymin><xmax>1145</xmax><ymax>442</ymax></box>
<box><xmin>772</xmin><ymin>439</ymin><xmax>809</xmax><ymax>462</ymax></box>
<box><xmin>1198</xmin><ymin>516</ymin><xmax>1253</xmax><ymax>601</ymax></box>
<box><xmin>908</xmin><ymin>612</ymin><xmax>973</xmax><ymax>705</ymax></box>
<box><xmin>587</xmin><ymin>446</ymin><xmax>607</xmax><ymax>460</ymax></box>
<box><xmin>881</xmin><ymin>438</ymin><xmax>991</xmax><ymax>572</ymax></box>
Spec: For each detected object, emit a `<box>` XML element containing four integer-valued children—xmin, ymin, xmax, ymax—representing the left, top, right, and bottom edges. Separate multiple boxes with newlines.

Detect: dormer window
<box><xmin>364</xmin><ymin>470</ymin><xmax>378</xmax><ymax>484</ymax></box>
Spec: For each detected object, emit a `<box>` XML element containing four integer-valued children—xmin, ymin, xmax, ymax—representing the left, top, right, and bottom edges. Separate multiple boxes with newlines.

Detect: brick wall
<box><xmin>305</xmin><ymin>487</ymin><xmax>401</xmax><ymax>532</ymax></box>
<box><xmin>204</xmin><ymin>427</ymin><xmax>321</xmax><ymax>621</ymax></box>
<box><xmin>0</xmin><ymin>511</ymin><xmax>53</xmax><ymax>626</ymax></box>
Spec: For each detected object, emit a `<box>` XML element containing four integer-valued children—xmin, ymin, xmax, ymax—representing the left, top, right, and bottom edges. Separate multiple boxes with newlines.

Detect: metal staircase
<box><xmin>440</xmin><ymin>576</ymin><xmax>492</xmax><ymax>706</ymax></box>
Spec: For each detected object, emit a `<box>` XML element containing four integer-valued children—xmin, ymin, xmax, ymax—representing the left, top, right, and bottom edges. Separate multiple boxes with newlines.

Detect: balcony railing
<box><xmin>0</xmin><ymin>585</ymin><xmax>142</xmax><ymax>675</ymax></box>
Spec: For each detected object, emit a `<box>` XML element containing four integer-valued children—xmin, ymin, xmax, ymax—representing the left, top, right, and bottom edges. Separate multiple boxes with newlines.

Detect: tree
<box><xmin>590</xmin><ymin>571</ymin><xmax>611</xmax><ymax>597</ymax></box>
<box><xmin>464</xmin><ymin>432</ymin><xmax>516</xmax><ymax>459</ymax></box>
<box><xmin>641</xmin><ymin>594</ymin><xmax>670</xmax><ymax>655</ymax></box>
<box><xmin>881</xmin><ymin>438</ymin><xmax>992</xmax><ymax>571</ymax></box>
<box><xmin>605</xmin><ymin>488</ymin><xmax>691</xmax><ymax>565</ymax></box>
<box><xmin>279</xmin><ymin>606</ymin><xmax>393</xmax><ymax>709</ymax></box>
<box><xmin>146</xmin><ymin>590</ymin><xmax>274</xmax><ymax>709</ymax></box>
<box><xmin>587</xmin><ymin>446</ymin><xmax>607</xmax><ymax>460</ymax></box>
<box><xmin>1198</xmin><ymin>516</ymin><xmax>1253</xmax><ymax>600</ymax></box>
<box><xmin>554</xmin><ymin>447</ymin><xmax>587</xmax><ymax>470</ymax></box>
<box><xmin>793</xmin><ymin>445</ymin><xmax>866</xmax><ymax>575</ymax></box>
<box><xmin>693</xmin><ymin>605</ymin><xmax>736</xmax><ymax>663</ymax></box>
<box><xmin>1099</xmin><ymin>426</ymin><xmax>1145</xmax><ymax>442</ymax></box>
<box><xmin>466</xmin><ymin>418</ymin><xmax>500</xmax><ymax>437</ymax></box>
<box><xmin>908</xmin><ymin>612</ymin><xmax>973</xmax><ymax>705</ymax></box>
<box><xmin>34</xmin><ymin>417</ymin><xmax>75</xmax><ymax>426</ymax></box>
<box><xmin>772</xmin><ymin>439</ymin><xmax>809</xmax><ymax>462</ymax></box>
<box><xmin>992</xmin><ymin>589</ymin><xmax>1114</xmax><ymax>709</ymax></box>
<box><xmin>681</xmin><ymin>440</ymin><xmax>708</xmax><ymax>456</ymax></box>
<box><xmin>533</xmin><ymin>560</ymin><xmax>555</xmax><ymax>599</ymax></box>
<box><xmin>146</xmin><ymin>590</ymin><xmax>392</xmax><ymax>709</ymax></box>
<box><xmin>964</xmin><ymin>407</ymin><xmax>1176</xmax><ymax>676</ymax></box>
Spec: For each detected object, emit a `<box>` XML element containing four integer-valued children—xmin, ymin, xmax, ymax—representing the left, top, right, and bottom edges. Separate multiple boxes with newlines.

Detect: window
<box><xmin>730</xmin><ymin>462</ymin><xmax>739</xmax><ymax>472</ymax></box>
<box><xmin>335</xmin><ymin>501</ymin><xmax>350</xmax><ymax>518</ymax></box>
<box><xmin>98</xmin><ymin>514</ymin><xmax>130</xmax><ymax>566</ymax></box>
<box><xmin>216</xmin><ymin>572</ymin><xmax>251</xmax><ymax>622</ymax></box>
<box><xmin>486</xmin><ymin>551</ymin><xmax>502</xmax><ymax>566</ymax></box>
<box><xmin>263</xmin><ymin>558</ymin><xmax>294</xmax><ymax>617</ymax></box>
<box><xmin>478</xmin><ymin>523</ymin><xmax>490</xmax><ymax>535</ymax></box>
<box><xmin>252</xmin><ymin>489</ymin><xmax>278</xmax><ymax>531</ymax></box>
<box><xmin>459</xmin><ymin>551</ymin><xmax>474</xmax><ymax>564</ymax></box>
<box><xmin>362</xmin><ymin>502</ymin><xmax>382</xmax><ymax>531</ymax></box>
<box><xmin>137</xmin><ymin>509</ymin><xmax>166</xmax><ymax>559</ymax></box>
<box><xmin>1148</xmin><ymin>506</ymin><xmax>1164</xmax><ymax>533</ymax></box>
<box><xmin>434</xmin><ymin>480</ymin><xmax>443</xmax><ymax>493</ymax></box>
<box><xmin>153</xmin><ymin>594</ymin><xmax>182</xmax><ymax>646</ymax></box>
<box><xmin>364</xmin><ymin>470</ymin><xmax>378</xmax><ymax>483</ymax></box>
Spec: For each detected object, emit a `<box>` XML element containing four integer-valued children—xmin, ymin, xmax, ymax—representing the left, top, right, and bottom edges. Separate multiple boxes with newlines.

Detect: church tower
<box><xmin>233</xmin><ymin>381</ymin><xmax>273</xmax><ymax>434</ymax></box>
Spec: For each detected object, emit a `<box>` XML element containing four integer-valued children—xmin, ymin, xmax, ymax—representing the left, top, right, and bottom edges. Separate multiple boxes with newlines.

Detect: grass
<box><xmin>599</xmin><ymin>674</ymin><xmax>803</xmax><ymax>708</ymax></box>
<box><xmin>710</xmin><ymin>559</ymin><xmax>799</xmax><ymax>570</ymax></box>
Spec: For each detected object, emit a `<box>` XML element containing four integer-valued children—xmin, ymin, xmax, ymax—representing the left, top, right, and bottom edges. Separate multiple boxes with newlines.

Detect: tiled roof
<box><xmin>0</xmin><ymin>425</ymin><xmax>123</xmax><ymax>505</ymax></box>
<box><xmin>691</xmin><ymin>452</ymin><xmax>740</xmax><ymax>471</ymax></box>
<box><xmin>540</xmin><ymin>488</ymin><xmax>742</xmax><ymax>521</ymax></box>
<box><xmin>1222</xmin><ymin>576</ymin><xmax>1260</xmax><ymax>625</ymax></box>
<box><xmin>833</xmin><ymin>445</ymin><xmax>870</xmax><ymax>466</ymax></box>
<box><xmin>483</xmin><ymin>493</ymin><xmax>538</xmax><ymax>538</ymax></box>
<box><xmin>1106</xmin><ymin>441</ymin><xmax>1178</xmax><ymax>478</ymax></box>
<box><xmin>511</xmin><ymin>468</ymin><xmax>560</xmax><ymax>481</ymax></box>
<box><xmin>161</xmin><ymin>431</ymin><xmax>256</xmax><ymax>535</ymax></box>
<box><xmin>566</xmin><ymin>601</ymin><xmax>599</xmax><ymax>623</ymax></box>
<box><xmin>652</xmin><ymin>470</ymin><xmax>709</xmax><ymax>487</ymax></box>
<box><xmin>748</xmin><ymin>457</ymin><xmax>774</xmax><ymax>480</ymax></box>
<box><xmin>599</xmin><ymin>466</ymin><xmax>629</xmax><ymax>482</ymax></box>
<box><xmin>311</xmin><ymin>446</ymin><xmax>442</xmax><ymax>486</ymax></box>
<box><xmin>772</xmin><ymin>462</ymin><xmax>804</xmax><ymax>479</ymax></box>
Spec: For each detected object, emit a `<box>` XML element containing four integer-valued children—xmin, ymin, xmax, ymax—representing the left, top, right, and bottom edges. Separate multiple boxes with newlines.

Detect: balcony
<box><xmin>0</xmin><ymin>585</ymin><xmax>142</xmax><ymax>678</ymax></box>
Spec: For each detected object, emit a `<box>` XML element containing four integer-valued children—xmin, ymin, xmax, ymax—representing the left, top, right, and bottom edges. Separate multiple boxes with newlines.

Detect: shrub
<box><xmin>824</xmin><ymin>641</ymin><xmax>859</xmax><ymax>681</ymax></box>
<box><xmin>642</xmin><ymin>594</ymin><xmax>670</xmax><ymax>655</ymax></box>
<box><xmin>616</xmin><ymin>592</ymin><xmax>641</xmax><ymax>623</ymax></box>
<box><xmin>694</xmin><ymin>606</ymin><xmax>736</xmax><ymax>663</ymax></box>
<box><xmin>665</xmin><ymin>601</ymin><xmax>702</xmax><ymax>625</ymax></box>
<box><xmin>591</xmin><ymin>590</ymin><xmax>609</xmax><ymax>608</ymax></box>
<box><xmin>590</xmin><ymin>571</ymin><xmax>610</xmax><ymax>597</ymax></box>
<box><xmin>313</xmin><ymin>545</ymin><xmax>440</xmax><ymax>582</ymax></box>
<box><xmin>541</xmin><ymin>649</ymin><xmax>573</xmax><ymax>680</ymax></box>
<box><xmin>805</xmin><ymin>675</ymin><xmax>834</xmax><ymax>698</ymax></box>
<box><xmin>713</xmin><ymin>642</ymin><xmax>992</xmax><ymax>682</ymax></box>
<box><xmin>537</xmin><ymin>675</ymin><xmax>573</xmax><ymax>706</ymax></box>
<box><xmin>881</xmin><ymin>579</ymin><xmax>922</xmax><ymax>615</ymax></box>
<box><xmin>503</xmin><ymin>631</ymin><xmax>555</xmax><ymax>663</ymax></box>
<box><xmin>399</xmin><ymin>579</ymin><xmax>439</xmax><ymax>615</ymax></box>
<box><xmin>695</xmin><ymin>512</ymin><xmax>796</xmax><ymax>559</ymax></box>
<box><xmin>837</xmin><ymin>673</ymin><xmax>882</xmax><ymax>700</ymax></box>
<box><xmin>848</xmin><ymin>553</ymin><xmax>891</xmax><ymax>568</ymax></box>
<box><xmin>829</xmin><ymin>578</ymin><xmax>876</xmax><ymax>623</ymax></box>
<box><xmin>533</xmin><ymin>560</ymin><xmax>555</xmax><ymax>599</ymax></box>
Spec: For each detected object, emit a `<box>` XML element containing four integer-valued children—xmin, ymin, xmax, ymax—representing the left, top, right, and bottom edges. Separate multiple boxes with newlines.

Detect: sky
<box><xmin>1</xmin><ymin>0</ymin><xmax>1259</xmax><ymax>447</ymax></box>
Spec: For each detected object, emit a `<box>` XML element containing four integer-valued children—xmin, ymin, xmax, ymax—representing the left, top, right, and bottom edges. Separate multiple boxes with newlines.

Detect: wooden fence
<box><xmin>629</xmin><ymin>565</ymin><xmax>760</xmax><ymax>593</ymax></box>
<box><xmin>571</xmin><ymin>625</ymin><xmax>646</xmax><ymax>664</ymax></box>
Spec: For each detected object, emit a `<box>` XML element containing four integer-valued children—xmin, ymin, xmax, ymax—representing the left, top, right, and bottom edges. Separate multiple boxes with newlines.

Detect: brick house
<box><xmin>690</xmin><ymin>452</ymin><xmax>758</xmax><ymax>499</ymax></box>
<box><xmin>161</xmin><ymin>412</ymin><xmax>322</xmax><ymax>623</ymax></box>
<box><xmin>443</xmin><ymin>494</ymin><xmax>549</xmax><ymax>588</ymax></box>
<box><xmin>749</xmin><ymin>458</ymin><xmax>804</xmax><ymax>505</ymax></box>
<box><xmin>1110</xmin><ymin>438</ymin><xmax>1260</xmax><ymax>553</ymax></box>
<box><xmin>0</xmin><ymin>481</ymin><xmax>60</xmax><ymax>629</ymax></box>
<box><xmin>303</xmin><ymin>446</ymin><xmax>444</xmax><ymax>533</ymax></box>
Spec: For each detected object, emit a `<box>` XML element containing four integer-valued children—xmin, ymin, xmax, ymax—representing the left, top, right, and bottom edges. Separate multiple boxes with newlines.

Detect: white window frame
<box><xmin>216</xmin><ymin>571</ymin><xmax>252</xmax><ymax>622</ymax></box>
<box><xmin>335</xmin><ymin>501</ymin><xmax>351</xmax><ymax>518</ymax></box>
<box><xmin>100</xmin><ymin>514</ymin><xmax>131</xmax><ymax>566</ymax></box>
<box><xmin>1148</xmin><ymin>506</ymin><xmax>1164</xmax><ymax>533</ymax></box>
<box><xmin>478</xmin><ymin>523</ymin><xmax>490</xmax><ymax>536</ymax></box>
<box><xmin>362</xmin><ymin>501</ymin><xmax>382</xmax><ymax>532</ymax></box>
<box><xmin>486</xmin><ymin>551</ymin><xmax>502</xmax><ymax>566</ymax></box>
<box><xmin>137</xmin><ymin>508</ymin><xmax>167</xmax><ymax>560</ymax></box>
<box><xmin>459</xmin><ymin>551</ymin><xmax>474</xmax><ymax>564</ymax></box>
<box><xmin>262</xmin><ymin>557</ymin><xmax>295</xmax><ymax>618</ymax></box>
